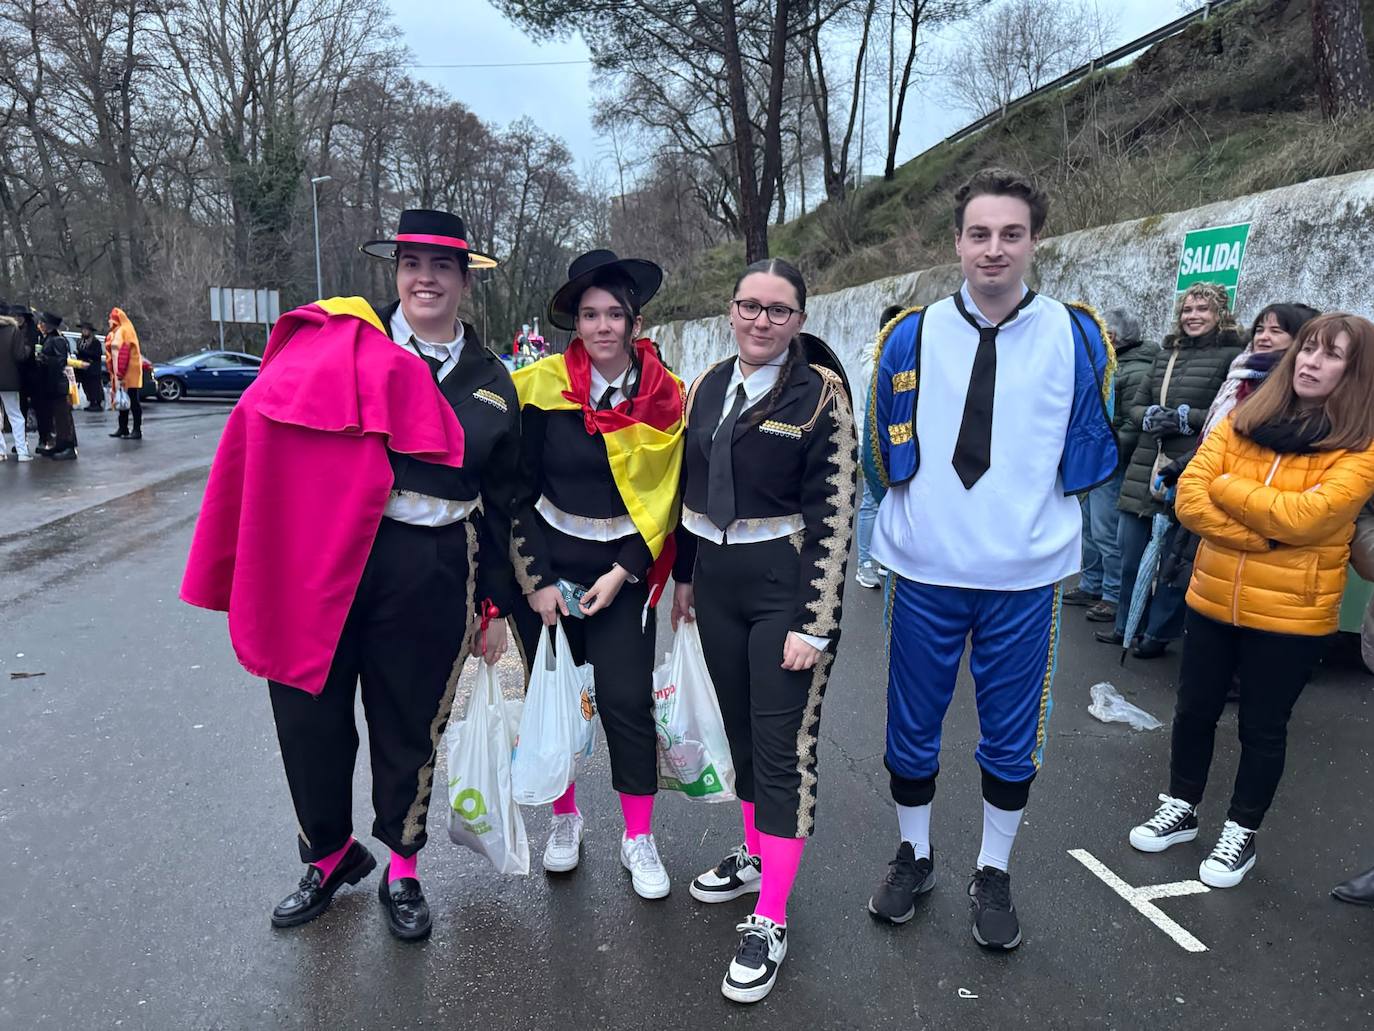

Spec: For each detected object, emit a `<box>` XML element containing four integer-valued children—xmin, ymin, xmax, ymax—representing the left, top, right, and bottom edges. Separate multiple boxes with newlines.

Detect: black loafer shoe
<box><xmin>270</xmin><ymin>840</ymin><xmax>377</xmax><ymax>928</ymax></box>
<box><xmin>129</xmin><ymin>430</ymin><xmax>142</xmax><ymax>440</ymax></box>
<box><xmin>1062</xmin><ymin>588</ymin><xmax>1100</xmax><ymax>606</ymax></box>
<box><xmin>379</xmin><ymin>866</ymin><xmax>432</xmax><ymax>941</ymax></box>
<box><xmin>109</xmin><ymin>430</ymin><xmax>128</xmax><ymax>438</ymax></box>
<box><xmin>1094</xmin><ymin>629</ymin><xmax>1125</xmax><ymax>645</ymax></box>
<box><xmin>1333</xmin><ymin>865</ymin><xmax>1374</xmax><ymax>906</ymax></box>
<box><xmin>1132</xmin><ymin>637</ymin><xmax>1169</xmax><ymax>660</ymax></box>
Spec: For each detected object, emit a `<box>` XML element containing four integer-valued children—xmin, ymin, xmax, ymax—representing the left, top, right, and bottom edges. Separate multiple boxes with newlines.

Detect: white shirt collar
<box><xmin>958</xmin><ymin>281</ymin><xmax>1032</xmax><ymax>329</ymax></box>
<box><xmin>726</xmin><ymin>356</ymin><xmax>782</xmax><ymax>404</ymax></box>
<box><xmin>589</xmin><ymin>362</ymin><xmax>633</xmax><ymax>407</ymax></box>
<box><xmin>390</xmin><ymin>306</ymin><xmax>465</xmax><ymax>363</ymax></box>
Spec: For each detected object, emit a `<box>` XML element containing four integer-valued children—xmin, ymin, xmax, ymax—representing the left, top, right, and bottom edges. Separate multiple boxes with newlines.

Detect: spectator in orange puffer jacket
<box><xmin>1125</xmin><ymin>312</ymin><xmax>1374</xmax><ymax>891</ymax></box>
<box><xmin>105</xmin><ymin>307</ymin><xmax>143</xmax><ymax>440</ymax></box>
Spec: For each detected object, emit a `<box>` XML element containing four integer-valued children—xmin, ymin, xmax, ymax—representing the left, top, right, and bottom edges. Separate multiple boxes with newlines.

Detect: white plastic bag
<box><xmin>653</xmin><ymin>622</ymin><xmax>737</xmax><ymax>801</ymax></box>
<box><xmin>511</xmin><ymin>620</ymin><xmax>596</xmax><ymax>805</ymax></box>
<box><xmin>1088</xmin><ymin>682</ymin><xmax>1163</xmax><ymax>731</ymax></box>
<box><xmin>446</xmin><ymin>661</ymin><xmax>529</xmax><ymax>875</ymax></box>
<box><xmin>113</xmin><ymin>385</ymin><xmax>131</xmax><ymax>412</ymax></box>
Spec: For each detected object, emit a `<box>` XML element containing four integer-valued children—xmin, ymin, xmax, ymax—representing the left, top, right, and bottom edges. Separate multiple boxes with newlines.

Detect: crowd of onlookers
<box><xmin>0</xmin><ymin>305</ymin><xmax>145</xmax><ymax>463</ymax></box>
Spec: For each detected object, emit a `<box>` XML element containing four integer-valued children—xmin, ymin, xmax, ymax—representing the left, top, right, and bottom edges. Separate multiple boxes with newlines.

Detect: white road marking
<box><xmin>1068</xmin><ymin>848</ymin><xmax>1210</xmax><ymax>953</ymax></box>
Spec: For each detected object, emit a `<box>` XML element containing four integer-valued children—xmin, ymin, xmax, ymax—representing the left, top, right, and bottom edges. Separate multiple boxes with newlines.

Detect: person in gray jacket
<box><xmin>0</xmin><ymin>305</ymin><xmax>32</xmax><ymax>461</ymax></box>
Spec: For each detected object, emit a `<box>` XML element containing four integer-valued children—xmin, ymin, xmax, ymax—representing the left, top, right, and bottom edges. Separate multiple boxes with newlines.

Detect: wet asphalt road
<box><xmin>2</xmin><ymin>409</ymin><xmax>1372</xmax><ymax>1030</ymax></box>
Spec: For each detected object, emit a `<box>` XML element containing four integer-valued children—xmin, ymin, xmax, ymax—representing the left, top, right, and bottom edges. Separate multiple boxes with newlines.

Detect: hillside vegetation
<box><xmin>652</xmin><ymin>0</ymin><xmax>1374</xmax><ymax>323</ymax></box>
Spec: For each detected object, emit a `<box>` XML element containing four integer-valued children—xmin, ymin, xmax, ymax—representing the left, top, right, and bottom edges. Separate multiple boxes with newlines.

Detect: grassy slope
<box><xmin>653</xmin><ymin>0</ymin><xmax>1374</xmax><ymax>323</ymax></box>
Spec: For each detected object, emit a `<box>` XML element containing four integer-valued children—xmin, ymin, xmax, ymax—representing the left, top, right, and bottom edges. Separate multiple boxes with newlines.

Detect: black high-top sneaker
<box><xmin>1199</xmin><ymin>821</ymin><xmax>1257</xmax><ymax>889</ymax></box>
<box><xmin>1129</xmin><ymin>794</ymin><xmax>1200</xmax><ymax>853</ymax></box>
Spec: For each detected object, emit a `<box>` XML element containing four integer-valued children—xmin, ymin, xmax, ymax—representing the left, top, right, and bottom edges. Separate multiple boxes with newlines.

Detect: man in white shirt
<box><xmin>862</xmin><ymin>168</ymin><xmax>1118</xmax><ymax>950</ymax></box>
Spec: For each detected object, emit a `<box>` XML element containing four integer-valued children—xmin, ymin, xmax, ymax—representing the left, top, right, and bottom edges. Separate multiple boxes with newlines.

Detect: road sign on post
<box><xmin>210</xmin><ymin>287</ymin><xmax>282</xmax><ymax>351</ymax></box>
<box><xmin>1175</xmin><ymin>222</ymin><xmax>1251</xmax><ymax>308</ymax></box>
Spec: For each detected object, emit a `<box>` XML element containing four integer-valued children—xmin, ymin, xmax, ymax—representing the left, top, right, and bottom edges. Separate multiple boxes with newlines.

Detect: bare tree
<box><xmin>1312</xmin><ymin>0</ymin><xmax>1374</xmax><ymax>119</ymax></box>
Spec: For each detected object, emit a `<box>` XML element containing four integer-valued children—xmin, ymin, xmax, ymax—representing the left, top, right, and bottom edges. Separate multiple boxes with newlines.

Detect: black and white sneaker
<box><xmin>1129</xmin><ymin>794</ymin><xmax>1200</xmax><ymax>853</ymax></box>
<box><xmin>867</xmin><ymin>842</ymin><xmax>935</xmax><ymax>924</ymax></box>
<box><xmin>1199</xmin><ymin>820</ymin><xmax>1257</xmax><ymax>888</ymax></box>
<box><xmin>968</xmin><ymin>866</ymin><xmax>1021</xmax><ymax>950</ymax></box>
<box><xmin>721</xmin><ymin>914</ymin><xmax>787</xmax><ymax>1004</ymax></box>
<box><xmin>690</xmin><ymin>844</ymin><xmax>761</xmax><ymax>903</ymax></box>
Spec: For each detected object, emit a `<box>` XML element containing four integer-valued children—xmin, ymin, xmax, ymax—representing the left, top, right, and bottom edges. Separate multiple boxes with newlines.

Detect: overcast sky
<box><xmin>389</xmin><ymin>1</ymin><xmax>1196</xmax><ymax>189</ymax></box>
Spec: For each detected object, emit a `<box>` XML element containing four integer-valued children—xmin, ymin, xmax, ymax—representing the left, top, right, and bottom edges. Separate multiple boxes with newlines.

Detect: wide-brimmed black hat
<box><xmin>799</xmin><ymin>332</ymin><xmax>851</xmax><ymax>400</ymax></box>
<box><xmin>547</xmin><ymin>249</ymin><xmax>663</xmax><ymax>331</ymax></box>
<box><xmin>37</xmin><ymin>311</ymin><xmax>62</xmax><ymax>329</ymax></box>
<box><xmin>78</xmin><ymin>321</ymin><xmax>96</xmax><ymax>332</ymax></box>
<box><xmin>360</xmin><ymin>209</ymin><xmax>497</xmax><ymax>269</ymax></box>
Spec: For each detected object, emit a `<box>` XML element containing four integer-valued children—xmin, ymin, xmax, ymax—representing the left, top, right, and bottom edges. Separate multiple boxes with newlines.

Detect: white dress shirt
<box><xmin>389</xmin><ymin>308</ymin><xmax>465</xmax><ymax>381</ymax></box>
<box><xmin>589</xmin><ymin>362</ymin><xmax>636</xmax><ymax>409</ymax></box>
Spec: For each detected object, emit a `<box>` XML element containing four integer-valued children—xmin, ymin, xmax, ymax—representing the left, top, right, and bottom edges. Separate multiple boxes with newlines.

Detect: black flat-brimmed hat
<box><xmin>799</xmin><ymin>332</ymin><xmax>851</xmax><ymax>400</ymax></box>
<box><xmin>547</xmin><ymin>249</ymin><xmax>663</xmax><ymax>331</ymax></box>
<box><xmin>360</xmin><ymin>209</ymin><xmax>497</xmax><ymax>269</ymax></box>
<box><xmin>78</xmin><ymin>321</ymin><xmax>96</xmax><ymax>332</ymax></box>
<box><xmin>37</xmin><ymin>311</ymin><xmax>63</xmax><ymax>329</ymax></box>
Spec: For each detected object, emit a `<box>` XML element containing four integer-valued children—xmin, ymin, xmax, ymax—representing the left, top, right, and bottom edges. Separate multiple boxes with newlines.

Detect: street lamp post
<box><xmin>310</xmin><ymin>175</ymin><xmax>332</xmax><ymax>300</ymax></box>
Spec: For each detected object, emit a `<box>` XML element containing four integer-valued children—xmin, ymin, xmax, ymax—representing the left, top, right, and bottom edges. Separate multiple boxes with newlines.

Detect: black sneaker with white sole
<box><xmin>1199</xmin><ymin>820</ymin><xmax>1257</xmax><ymax>888</ymax></box>
<box><xmin>1129</xmin><ymin>794</ymin><xmax>1200</xmax><ymax>852</ymax></box>
<box><xmin>968</xmin><ymin>866</ymin><xmax>1021</xmax><ymax>950</ymax></box>
<box><xmin>690</xmin><ymin>844</ymin><xmax>761</xmax><ymax>903</ymax></box>
<box><xmin>721</xmin><ymin>914</ymin><xmax>787</xmax><ymax>1004</ymax></box>
<box><xmin>867</xmin><ymin>842</ymin><xmax>935</xmax><ymax>924</ymax></box>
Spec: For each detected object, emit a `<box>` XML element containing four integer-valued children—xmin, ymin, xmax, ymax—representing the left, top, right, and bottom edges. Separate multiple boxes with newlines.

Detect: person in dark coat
<box><xmin>14</xmin><ymin>306</ymin><xmax>40</xmax><ymax>434</ymax></box>
<box><xmin>0</xmin><ymin>304</ymin><xmax>33</xmax><ymax>460</ymax></box>
<box><xmin>1095</xmin><ymin>282</ymin><xmax>1243</xmax><ymax>658</ymax></box>
<box><xmin>74</xmin><ymin>321</ymin><xmax>104</xmax><ymax>410</ymax></box>
<box><xmin>35</xmin><ymin>312</ymin><xmax>78</xmax><ymax>460</ymax></box>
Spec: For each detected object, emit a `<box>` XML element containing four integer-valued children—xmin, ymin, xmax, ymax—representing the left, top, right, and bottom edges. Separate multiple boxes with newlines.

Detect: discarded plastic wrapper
<box><xmin>1088</xmin><ymin>682</ymin><xmax>1163</xmax><ymax>731</ymax></box>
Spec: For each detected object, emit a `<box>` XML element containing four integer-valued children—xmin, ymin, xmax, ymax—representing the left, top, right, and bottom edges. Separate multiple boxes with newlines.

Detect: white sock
<box><xmin>896</xmin><ymin>803</ymin><xmax>932</xmax><ymax>860</ymax></box>
<box><xmin>976</xmin><ymin>801</ymin><xmax>1024</xmax><ymax>871</ymax></box>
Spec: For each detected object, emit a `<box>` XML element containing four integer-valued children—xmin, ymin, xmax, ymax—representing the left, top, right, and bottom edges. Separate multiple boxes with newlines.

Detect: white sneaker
<box><xmin>16</xmin><ymin>453</ymin><xmax>33</xmax><ymax>462</ymax></box>
<box><xmin>854</xmin><ymin>564</ymin><xmax>880</xmax><ymax>589</ymax></box>
<box><xmin>721</xmin><ymin>914</ymin><xmax>788</xmax><ymax>1004</ymax></box>
<box><xmin>619</xmin><ymin>833</ymin><xmax>670</xmax><ymax>899</ymax></box>
<box><xmin>1129</xmin><ymin>794</ymin><xmax>1199</xmax><ymax>853</ymax></box>
<box><xmin>1199</xmin><ymin>820</ymin><xmax>1257</xmax><ymax>888</ymax></box>
<box><xmin>690</xmin><ymin>843</ymin><xmax>762</xmax><ymax>903</ymax></box>
<box><xmin>542</xmin><ymin>811</ymin><xmax>583</xmax><ymax>873</ymax></box>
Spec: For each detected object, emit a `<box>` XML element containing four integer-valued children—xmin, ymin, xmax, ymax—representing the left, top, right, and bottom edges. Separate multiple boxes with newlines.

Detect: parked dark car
<box><xmin>152</xmin><ymin>350</ymin><xmax>261</xmax><ymax>401</ymax></box>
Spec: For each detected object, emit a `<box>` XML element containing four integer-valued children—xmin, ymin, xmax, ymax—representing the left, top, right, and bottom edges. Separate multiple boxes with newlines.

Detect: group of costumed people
<box><xmin>181</xmin><ymin>166</ymin><xmax>1374</xmax><ymax>1005</ymax></box>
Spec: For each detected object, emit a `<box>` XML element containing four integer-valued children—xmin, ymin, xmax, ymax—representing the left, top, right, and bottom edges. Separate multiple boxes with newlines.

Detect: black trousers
<box><xmin>78</xmin><ymin>367</ymin><xmax>103</xmax><ymax>408</ymax></box>
<box><xmin>32</xmin><ymin>394</ymin><xmax>54</xmax><ymax>445</ymax></box>
<box><xmin>1169</xmin><ymin>608</ymin><xmax>1327</xmax><ymax>829</ymax></box>
<box><xmin>117</xmin><ymin>389</ymin><xmax>142</xmax><ymax>433</ymax></box>
<box><xmin>694</xmin><ymin>536</ymin><xmax>831</xmax><ymax>839</ymax></box>
<box><xmin>511</xmin><ymin>578</ymin><xmax>658</xmax><ymax>796</ymax></box>
<box><xmin>51</xmin><ymin>401</ymin><xmax>76</xmax><ymax>450</ymax></box>
<box><xmin>268</xmin><ymin>517</ymin><xmax>476</xmax><ymax>863</ymax></box>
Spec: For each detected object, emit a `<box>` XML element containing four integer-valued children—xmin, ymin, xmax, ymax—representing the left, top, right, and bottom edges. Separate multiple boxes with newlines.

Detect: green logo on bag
<box><xmin>452</xmin><ymin>786</ymin><xmax>487</xmax><ymax>820</ymax></box>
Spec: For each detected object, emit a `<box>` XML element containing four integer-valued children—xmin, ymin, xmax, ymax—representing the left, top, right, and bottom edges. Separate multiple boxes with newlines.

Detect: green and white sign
<box><xmin>1176</xmin><ymin>221</ymin><xmax>1252</xmax><ymax>307</ymax></box>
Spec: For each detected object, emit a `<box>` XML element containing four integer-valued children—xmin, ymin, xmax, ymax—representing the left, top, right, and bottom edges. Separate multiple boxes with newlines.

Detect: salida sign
<box><xmin>1176</xmin><ymin>222</ymin><xmax>1252</xmax><ymax>307</ymax></box>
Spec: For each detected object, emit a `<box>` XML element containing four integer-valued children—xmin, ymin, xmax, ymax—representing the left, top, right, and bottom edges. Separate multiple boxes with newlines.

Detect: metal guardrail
<box><xmin>915</xmin><ymin>0</ymin><xmax>1243</xmax><ymax>158</ymax></box>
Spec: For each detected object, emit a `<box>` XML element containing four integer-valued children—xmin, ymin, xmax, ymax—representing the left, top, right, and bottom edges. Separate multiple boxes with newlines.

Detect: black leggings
<box><xmin>118</xmin><ymin>388</ymin><xmax>142</xmax><ymax>433</ymax></box>
<box><xmin>1169</xmin><ymin>608</ymin><xmax>1327</xmax><ymax>829</ymax></box>
<box><xmin>694</xmin><ymin>536</ymin><xmax>832</xmax><ymax>839</ymax></box>
<box><xmin>511</xmin><ymin>579</ymin><xmax>658</xmax><ymax>796</ymax></box>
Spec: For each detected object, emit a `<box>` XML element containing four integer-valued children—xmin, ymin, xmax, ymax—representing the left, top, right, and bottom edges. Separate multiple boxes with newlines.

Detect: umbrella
<box><xmin>1121</xmin><ymin>512</ymin><xmax>1174</xmax><ymax>664</ymax></box>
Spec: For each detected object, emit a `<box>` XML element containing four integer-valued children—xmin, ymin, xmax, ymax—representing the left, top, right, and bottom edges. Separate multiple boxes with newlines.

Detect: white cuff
<box><xmin>792</xmin><ymin>631</ymin><xmax>830</xmax><ymax>652</ymax></box>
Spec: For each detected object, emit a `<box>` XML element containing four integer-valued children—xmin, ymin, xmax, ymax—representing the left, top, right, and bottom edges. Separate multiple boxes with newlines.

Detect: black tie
<box><xmin>413</xmin><ymin>338</ymin><xmax>444</xmax><ymax>382</ymax></box>
<box><xmin>950</xmin><ymin>290</ymin><xmax>1035</xmax><ymax>489</ymax></box>
<box><xmin>596</xmin><ymin>385</ymin><xmax>616</xmax><ymax>411</ymax></box>
<box><xmin>707</xmin><ymin>384</ymin><xmax>748</xmax><ymax>530</ymax></box>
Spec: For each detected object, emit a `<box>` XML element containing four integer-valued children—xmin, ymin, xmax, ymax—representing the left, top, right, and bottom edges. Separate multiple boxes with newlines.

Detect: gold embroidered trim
<box><xmin>681</xmin><ymin>506</ymin><xmax>804</xmax><ymax>545</ymax></box>
<box><xmin>868</xmin><ymin>306</ymin><xmax>923</xmax><ymax>490</ymax></box>
<box><xmin>1032</xmin><ymin>585</ymin><xmax>1063</xmax><ymax>770</ymax></box>
<box><xmin>1068</xmin><ymin>301</ymin><xmax>1116</xmax><ymax>407</ymax></box>
<box><xmin>802</xmin><ymin>387</ymin><xmax>856</xmax><ymax>638</ymax></box>
<box><xmin>509</xmin><ymin>514</ymin><xmax>543</xmax><ymax>593</ymax></box>
<box><xmin>792</xmin><ymin>651</ymin><xmax>833</xmax><ymax>837</ymax></box>
<box><xmin>888</xmin><ymin>421</ymin><xmax>912</xmax><ymax>445</ymax></box>
<box><xmin>473</xmin><ymin>388</ymin><xmax>508</xmax><ymax>412</ymax></box>
<box><xmin>401</xmin><ymin>520</ymin><xmax>479</xmax><ymax>846</ymax></box>
<box><xmin>760</xmin><ymin>419</ymin><xmax>803</xmax><ymax>439</ymax></box>
<box><xmin>892</xmin><ymin>369</ymin><xmax>917</xmax><ymax>393</ymax></box>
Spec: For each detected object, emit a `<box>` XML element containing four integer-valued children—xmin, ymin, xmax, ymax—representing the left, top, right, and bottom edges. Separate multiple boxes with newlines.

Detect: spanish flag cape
<box><xmin>512</xmin><ymin>338</ymin><xmax>685</xmax><ymax>606</ymax></box>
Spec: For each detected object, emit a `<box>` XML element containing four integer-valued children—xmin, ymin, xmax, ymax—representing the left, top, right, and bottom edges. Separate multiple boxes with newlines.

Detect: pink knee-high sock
<box><xmin>740</xmin><ymin>800</ymin><xmax>761</xmax><ymax>857</ymax></box>
<box><xmin>552</xmin><ymin>783</ymin><xmax>579</xmax><ymax>816</ymax></box>
<box><xmin>311</xmin><ymin>838</ymin><xmax>355</xmax><ymax>880</ymax></box>
<box><xmin>754</xmin><ymin>833</ymin><xmax>806</xmax><ymax>925</ymax></box>
<box><xmin>619</xmin><ymin>792</ymin><xmax>655</xmax><ymax>838</ymax></box>
<box><xmin>389</xmin><ymin>850</ymin><xmax>418</xmax><ymax>883</ymax></box>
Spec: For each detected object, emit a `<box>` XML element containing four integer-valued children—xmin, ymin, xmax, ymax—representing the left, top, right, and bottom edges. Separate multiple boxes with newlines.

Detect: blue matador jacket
<box><xmin>862</xmin><ymin>297</ymin><xmax>1120</xmax><ymax>502</ymax></box>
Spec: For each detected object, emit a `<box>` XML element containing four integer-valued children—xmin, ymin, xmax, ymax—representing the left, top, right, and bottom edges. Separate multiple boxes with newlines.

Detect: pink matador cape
<box><xmin>179</xmin><ymin>297</ymin><xmax>466</xmax><ymax>695</ymax></box>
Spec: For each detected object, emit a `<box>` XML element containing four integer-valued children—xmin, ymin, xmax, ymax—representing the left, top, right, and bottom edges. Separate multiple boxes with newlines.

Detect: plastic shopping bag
<box><xmin>653</xmin><ymin>622</ymin><xmax>737</xmax><ymax>801</ymax></box>
<box><xmin>511</xmin><ymin>620</ymin><xmax>596</xmax><ymax>805</ymax></box>
<box><xmin>446</xmin><ymin>661</ymin><xmax>529</xmax><ymax>875</ymax></box>
<box><xmin>113</xmin><ymin>385</ymin><xmax>131</xmax><ymax>412</ymax></box>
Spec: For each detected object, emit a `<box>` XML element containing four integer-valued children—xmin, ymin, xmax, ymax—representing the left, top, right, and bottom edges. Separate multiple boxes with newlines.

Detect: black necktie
<box><xmin>413</xmin><ymin>338</ymin><xmax>444</xmax><ymax>382</ymax></box>
<box><xmin>596</xmin><ymin>385</ymin><xmax>616</xmax><ymax>411</ymax></box>
<box><xmin>707</xmin><ymin>384</ymin><xmax>748</xmax><ymax>530</ymax></box>
<box><xmin>950</xmin><ymin>290</ymin><xmax>1035</xmax><ymax>489</ymax></box>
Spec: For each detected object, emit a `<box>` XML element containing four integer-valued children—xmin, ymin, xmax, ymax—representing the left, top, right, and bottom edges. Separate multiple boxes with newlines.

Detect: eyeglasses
<box><xmin>732</xmin><ymin>299</ymin><xmax>802</xmax><ymax>325</ymax></box>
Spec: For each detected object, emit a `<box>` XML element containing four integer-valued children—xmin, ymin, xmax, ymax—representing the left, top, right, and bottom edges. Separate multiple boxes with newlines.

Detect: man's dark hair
<box><xmin>953</xmin><ymin>167</ymin><xmax>1049</xmax><ymax>236</ymax></box>
<box><xmin>880</xmin><ymin>304</ymin><xmax>904</xmax><ymax>327</ymax></box>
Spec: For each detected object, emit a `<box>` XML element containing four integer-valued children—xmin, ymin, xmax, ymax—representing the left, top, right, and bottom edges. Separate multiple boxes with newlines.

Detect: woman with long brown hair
<box><xmin>1127</xmin><ymin>313</ymin><xmax>1374</xmax><ymax>888</ymax></box>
